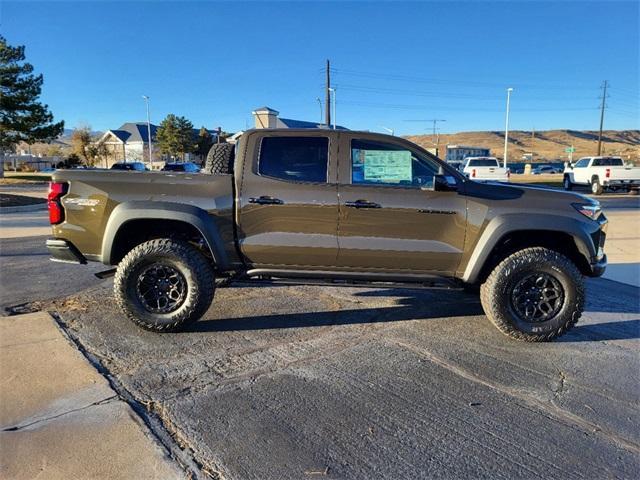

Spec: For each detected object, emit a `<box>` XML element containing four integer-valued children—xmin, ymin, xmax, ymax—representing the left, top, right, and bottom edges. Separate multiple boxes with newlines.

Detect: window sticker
<box><xmin>362</xmin><ymin>149</ymin><xmax>412</xmax><ymax>183</ymax></box>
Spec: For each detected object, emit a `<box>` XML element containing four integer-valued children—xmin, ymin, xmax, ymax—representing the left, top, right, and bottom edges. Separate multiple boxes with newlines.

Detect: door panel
<box><xmin>238</xmin><ymin>132</ymin><xmax>339</xmax><ymax>268</ymax></box>
<box><xmin>336</xmin><ymin>134</ymin><xmax>467</xmax><ymax>274</ymax></box>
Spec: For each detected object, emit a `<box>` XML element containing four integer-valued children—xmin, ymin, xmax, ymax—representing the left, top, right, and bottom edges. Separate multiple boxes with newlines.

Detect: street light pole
<box><xmin>142</xmin><ymin>95</ymin><xmax>153</xmax><ymax>166</ymax></box>
<box><xmin>503</xmin><ymin>87</ymin><xmax>514</xmax><ymax>169</ymax></box>
<box><xmin>316</xmin><ymin>97</ymin><xmax>323</xmax><ymax>124</ymax></box>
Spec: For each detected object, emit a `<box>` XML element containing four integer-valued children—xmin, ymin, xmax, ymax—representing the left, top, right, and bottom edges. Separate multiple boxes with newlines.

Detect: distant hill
<box><xmin>405</xmin><ymin>129</ymin><xmax>640</xmax><ymax>162</ymax></box>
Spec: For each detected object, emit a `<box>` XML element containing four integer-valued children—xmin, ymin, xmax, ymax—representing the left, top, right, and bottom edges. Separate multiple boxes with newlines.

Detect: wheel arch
<box><xmin>461</xmin><ymin>214</ymin><xmax>596</xmax><ymax>284</ymax></box>
<box><xmin>102</xmin><ymin>201</ymin><xmax>229</xmax><ymax>269</ymax></box>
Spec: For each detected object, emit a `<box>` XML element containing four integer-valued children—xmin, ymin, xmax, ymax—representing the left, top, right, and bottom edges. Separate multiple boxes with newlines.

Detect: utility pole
<box><xmin>597</xmin><ymin>80</ymin><xmax>608</xmax><ymax>156</ymax></box>
<box><xmin>503</xmin><ymin>87</ymin><xmax>514</xmax><ymax>169</ymax></box>
<box><xmin>429</xmin><ymin>119</ymin><xmax>446</xmax><ymax>157</ymax></box>
<box><xmin>142</xmin><ymin>95</ymin><xmax>153</xmax><ymax>165</ymax></box>
<box><xmin>531</xmin><ymin>127</ymin><xmax>535</xmax><ymax>160</ymax></box>
<box><xmin>325</xmin><ymin>59</ymin><xmax>331</xmax><ymax>127</ymax></box>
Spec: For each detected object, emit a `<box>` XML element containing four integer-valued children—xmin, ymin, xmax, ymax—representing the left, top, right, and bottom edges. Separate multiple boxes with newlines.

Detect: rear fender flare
<box><xmin>101</xmin><ymin>201</ymin><xmax>229</xmax><ymax>269</ymax></box>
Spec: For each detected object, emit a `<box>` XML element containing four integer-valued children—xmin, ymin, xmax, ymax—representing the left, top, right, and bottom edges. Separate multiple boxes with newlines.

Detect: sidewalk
<box><xmin>0</xmin><ymin>312</ymin><xmax>185</xmax><ymax>480</ymax></box>
<box><xmin>602</xmin><ymin>210</ymin><xmax>640</xmax><ymax>287</ymax></box>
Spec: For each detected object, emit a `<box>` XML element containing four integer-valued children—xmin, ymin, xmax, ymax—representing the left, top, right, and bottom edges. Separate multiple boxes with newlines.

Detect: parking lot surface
<box><xmin>2</xmin><ymin>192</ymin><xmax>638</xmax><ymax>479</ymax></box>
<box><xmin>50</xmin><ymin>275</ymin><xmax>639</xmax><ymax>479</ymax></box>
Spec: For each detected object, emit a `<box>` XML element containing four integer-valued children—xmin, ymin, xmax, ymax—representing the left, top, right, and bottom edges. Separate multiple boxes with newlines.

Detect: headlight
<box><xmin>572</xmin><ymin>203</ymin><xmax>601</xmax><ymax>220</ymax></box>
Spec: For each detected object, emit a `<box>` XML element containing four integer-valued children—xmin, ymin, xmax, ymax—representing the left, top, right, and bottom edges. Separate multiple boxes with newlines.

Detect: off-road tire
<box><xmin>114</xmin><ymin>239</ymin><xmax>215</xmax><ymax>332</ymax></box>
<box><xmin>480</xmin><ymin>247</ymin><xmax>584</xmax><ymax>342</ymax></box>
<box><xmin>204</xmin><ymin>143</ymin><xmax>235</xmax><ymax>175</ymax></box>
<box><xmin>563</xmin><ymin>175</ymin><xmax>573</xmax><ymax>191</ymax></box>
<box><xmin>591</xmin><ymin>176</ymin><xmax>603</xmax><ymax>195</ymax></box>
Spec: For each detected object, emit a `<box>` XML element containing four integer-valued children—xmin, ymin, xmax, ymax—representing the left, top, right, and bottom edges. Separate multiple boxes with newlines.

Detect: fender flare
<box><xmin>461</xmin><ymin>213</ymin><xmax>597</xmax><ymax>284</ymax></box>
<box><xmin>101</xmin><ymin>201</ymin><xmax>229</xmax><ymax>269</ymax></box>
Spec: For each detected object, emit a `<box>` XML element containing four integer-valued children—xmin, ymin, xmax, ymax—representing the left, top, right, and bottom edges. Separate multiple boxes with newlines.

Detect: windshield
<box><xmin>467</xmin><ymin>159</ymin><xmax>499</xmax><ymax>167</ymax></box>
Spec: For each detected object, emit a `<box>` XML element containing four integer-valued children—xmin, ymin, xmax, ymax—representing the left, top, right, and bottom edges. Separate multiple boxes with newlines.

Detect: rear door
<box><xmin>336</xmin><ymin>133</ymin><xmax>467</xmax><ymax>275</ymax></box>
<box><xmin>237</xmin><ymin>131</ymin><xmax>339</xmax><ymax>268</ymax></box>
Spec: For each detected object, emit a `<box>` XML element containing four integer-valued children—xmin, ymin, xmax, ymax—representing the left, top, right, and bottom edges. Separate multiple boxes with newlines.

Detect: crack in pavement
<box><xmin>2</xmin><ymin>395</ymin><xmax>118</xmax><ymax>432</ymax></box>
<box><xmin>387</xmin><ymin>338</ymin><xmax>640</xmax><ymax>456</ymax></box>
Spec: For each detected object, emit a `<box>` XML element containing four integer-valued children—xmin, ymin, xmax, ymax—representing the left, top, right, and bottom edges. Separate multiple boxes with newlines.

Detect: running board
<box><xmin>95</xmin><ymin>268</ymin><xmax>117</xmax><ymax>279</ymax></box>
<box><xmin>239</xmin><ymin>269</ymin><xmax>461</xmax><ymax>290</ymax></box>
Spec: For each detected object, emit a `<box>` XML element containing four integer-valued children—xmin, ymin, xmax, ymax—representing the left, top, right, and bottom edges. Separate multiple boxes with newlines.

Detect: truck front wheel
<box><xmin>114</xmin><ymin>239</ymin><xmax>215</xmax><ymax>332</ymax></box>
<box><xmin>480</xmin><ymin>247</ymin><xmax>584</xmax><ymax>342</ymax></box>
<box><xmin>562</xmin><ymin>175</ymin><xmax>573</xmax><ymax>191</ymax></box>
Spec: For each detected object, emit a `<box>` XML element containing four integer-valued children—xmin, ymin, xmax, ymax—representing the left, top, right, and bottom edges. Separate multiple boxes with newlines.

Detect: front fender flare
<box><xmin>461</xmin><ymin>213</ymin><xmax>597</xmax><ymax>284</ymax></box>
<box><xmin>101</xmin><ymin>201</ymin><xmax>229</xmax><ymax>269</ymax></box>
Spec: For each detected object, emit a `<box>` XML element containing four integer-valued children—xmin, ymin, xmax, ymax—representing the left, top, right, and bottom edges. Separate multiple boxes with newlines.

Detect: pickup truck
<box><xmin>563</xmin><ymin>156</ymin><xmax>640</xmax><ymax>195</ymax></box>
<box><xmin>47</xmin><ymin>129</ymin><xmax>608</xmax><ymax>342</ymax></box>
<box><xmin>462</xmin><ymin>157</ymin><xmax>510</xmax><ymax>182</ymax></box>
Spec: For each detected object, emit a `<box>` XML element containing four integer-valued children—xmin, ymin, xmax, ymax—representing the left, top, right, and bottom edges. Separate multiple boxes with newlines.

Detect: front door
<box><xmin>238</xmin><ymin>132</ymin><xmax>339</xmax><ymax>268</ymax></box>
<box><xmin>336</xmin><ymin>134</ymin><xmax>467</xmax><ymax>275</ymax></box>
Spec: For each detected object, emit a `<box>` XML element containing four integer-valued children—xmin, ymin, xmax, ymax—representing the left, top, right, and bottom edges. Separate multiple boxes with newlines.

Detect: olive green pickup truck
<box><xmin>47</xmin><ymin>129</ymin><xmax>607</xmax><ymax>341</ymax></box>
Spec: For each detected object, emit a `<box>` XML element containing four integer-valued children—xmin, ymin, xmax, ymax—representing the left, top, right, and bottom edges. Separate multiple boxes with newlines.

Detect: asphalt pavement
<box><xmin>1</xmin><ymin>191</ymin><xmax>638</xmax><ymax>479</ymax></box>
<box><xmin>50</xmin><ymin>276</ymin><xmax>640</xmax><ymax>479</ymax></box>
<box><xmin>0</xmin><ymin>235</ymin><xmax>103</xmax><ymax>313</ymax></box>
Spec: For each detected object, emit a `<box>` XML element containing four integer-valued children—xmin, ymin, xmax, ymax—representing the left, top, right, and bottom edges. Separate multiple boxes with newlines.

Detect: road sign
<box><xmin>565</xmin><ymin>147</ymin><xmax>576</xmax><ymax>153</ymax></box>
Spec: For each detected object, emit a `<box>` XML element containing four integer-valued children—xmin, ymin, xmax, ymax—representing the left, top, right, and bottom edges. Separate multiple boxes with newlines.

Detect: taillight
<box><xmin>48</xmin><ymin>182</ymin><xmax>68</xmax><ymax>225</ymax></box>
<box><xmin>605</xmin><ymin>168</ymin><xmax>610</xmax><ymax>179</ymax></box>
<box><xmin>472</xmin><ymin>169</ymin><xmax>476</xmax><ymax>178</ymax></box>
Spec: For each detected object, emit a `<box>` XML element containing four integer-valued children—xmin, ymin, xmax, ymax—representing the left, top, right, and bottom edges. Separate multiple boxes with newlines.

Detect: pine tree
<box><xmin>0</xmin><ymin>36</ymin><xmax>64</xmax><ymax>151</ymax></box>
<box><xmin>195</xmin><ymin>126</ymin><xmax>213</xmax><ymax>160</ymax></box>
<box><xmin>156</xmin><ymin>114</ymin><xmax>195</xmax><ymax>160</ymax></box>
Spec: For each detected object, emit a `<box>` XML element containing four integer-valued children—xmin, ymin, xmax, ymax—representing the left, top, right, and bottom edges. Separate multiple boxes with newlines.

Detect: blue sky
<box><xmin>2</xmin><ymin>0</ymin><xmax>638</xmax><ymax>135</ymax></box>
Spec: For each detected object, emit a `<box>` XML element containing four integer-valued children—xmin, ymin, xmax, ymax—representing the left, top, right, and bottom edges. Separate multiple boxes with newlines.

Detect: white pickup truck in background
<box><xmin>563</xmin><ymin>156</ymin><xmax>640</xmax><ymax>195</ymax></box>
<box><xmin>462</xmin><ymin>157</ymin><xmax>510</xmax><ymax>182</ymax></box>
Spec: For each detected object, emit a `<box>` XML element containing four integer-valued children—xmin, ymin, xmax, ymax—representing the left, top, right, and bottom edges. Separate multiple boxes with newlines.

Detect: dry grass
<box><xmin>407</xmin><ymin>129</ymin><xmax>640</xmax><ymax>162</ymax></box>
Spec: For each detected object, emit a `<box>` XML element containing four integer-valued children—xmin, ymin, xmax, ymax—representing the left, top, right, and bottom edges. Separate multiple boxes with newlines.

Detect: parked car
<box><xmin>563</xmin><ymin>156</ymin><xmax>640</xmax><ymax>194</ymax></box>
<box><xmin>161</xmin><ymin>162</ymin><xmax>200</xmax><ymax>173</ymax></box>
<box><xmin>532</xmin><ymin>165</ymin><xmax>562</xmax><ymax>175</ymax></box>
<box><xmin>462</xmin><ymin>157</ymin><xmax>510</xmax><ymax>182</ymax></box>
<box><xmin>110</xmin><ymin>162</ymin><xmax>147</xmax><ymax>172</ymax></box>
<box><xmin>47</xmin><ymin>129</ymin><xmax>607</xmax><ymax>342</ymax></box>
<box><xmin>40</xmin><ymin>167</ymin><xmax>56</xmax><ymax>173</ymax></box>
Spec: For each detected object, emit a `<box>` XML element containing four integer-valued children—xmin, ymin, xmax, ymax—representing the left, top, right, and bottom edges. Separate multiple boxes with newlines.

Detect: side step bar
<box><xmin>239</xmin><ymin>269</ymin><xmax>461</xmax><ymax>290</ymax></box>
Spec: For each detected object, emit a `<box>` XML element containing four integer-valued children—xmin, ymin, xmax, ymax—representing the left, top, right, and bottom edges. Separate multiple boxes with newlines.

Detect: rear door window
<box><xmin>258</xmin><ymin>136</ymin><xmax>329</xmax><ymax>183</ymax></box>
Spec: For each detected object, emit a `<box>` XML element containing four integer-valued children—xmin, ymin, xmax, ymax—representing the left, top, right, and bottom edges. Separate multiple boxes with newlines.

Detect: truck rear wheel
<box><xmin>114</xmin><ymin>239</ymin><xmax>215</xmax><ymax>332</ymax></box>
<box><xmin>480</xmin><ymin>247</ymin><xmax>584</xmax><ymax>342</ymax></box>
<box><xmin>591</xmin><ymin>177</ymin><xmax>603</xmax><ymax>195</ymax></box>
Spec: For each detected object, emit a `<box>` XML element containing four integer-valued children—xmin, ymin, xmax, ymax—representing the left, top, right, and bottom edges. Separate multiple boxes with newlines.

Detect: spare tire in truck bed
<box><xmin>204</xmin><ymin>143</ymin><xmax>235</xmax><ymax>175</ymax></box>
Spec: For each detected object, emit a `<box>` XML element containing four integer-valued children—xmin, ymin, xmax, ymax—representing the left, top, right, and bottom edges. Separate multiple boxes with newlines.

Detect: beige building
<box><xmin>252</xmin><ymin>107</ymin><xmax>346</xmax><ymax>130</ymax></box>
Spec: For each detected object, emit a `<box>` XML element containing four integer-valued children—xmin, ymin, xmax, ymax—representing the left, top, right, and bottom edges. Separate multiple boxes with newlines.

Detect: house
<box><xmin>96</xmin><ymin>122</ymin><xmax>158</xmax><ymax>167</ymax></box>
<box><xmin>252</xmin><ymin>107</ymin><xmax>347</xmax><ymax>130</ymax></box>
<box><xmin>445</xmin><ymin>145</ymin><xmax>491</xmax><ymax>162</ymax></box>
<box><xmin>97</xmin><ymin>122</ymin><xmax>217</xmax><ymax>169</ymax></box>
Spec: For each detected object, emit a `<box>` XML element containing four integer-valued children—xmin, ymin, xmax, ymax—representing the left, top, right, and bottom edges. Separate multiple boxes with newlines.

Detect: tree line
<box><xmin>1</xmin><ymin>35</ymin><xmax>227</xmax><ymax>171</ymax></box>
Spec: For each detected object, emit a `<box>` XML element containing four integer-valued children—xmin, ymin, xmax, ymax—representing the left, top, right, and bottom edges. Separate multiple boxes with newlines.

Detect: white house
<box><xmin>96</xmin><ymin>122</ymin><xmax>158</xmax><ymax>167</ymax></box>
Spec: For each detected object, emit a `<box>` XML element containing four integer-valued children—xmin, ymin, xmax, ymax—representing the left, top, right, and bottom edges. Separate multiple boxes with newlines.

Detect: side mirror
<box><xmin>423</xmin><ymin>174</ymin><xmax>457</xmax><ymax>192</ymax></box>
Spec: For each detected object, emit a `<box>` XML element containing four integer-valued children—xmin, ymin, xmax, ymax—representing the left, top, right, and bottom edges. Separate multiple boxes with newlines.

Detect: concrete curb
<box><xmin>0</xmin><ymin>203</ymin><xmax>47</xmax><ymax>214</ymax></box>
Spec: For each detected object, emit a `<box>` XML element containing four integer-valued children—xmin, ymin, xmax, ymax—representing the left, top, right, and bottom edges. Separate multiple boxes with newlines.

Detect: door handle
<box><xmin>248</xmin><ymin>196</ymin><xmax>284</xmax><ymax>205</ymax></box>
<box><xmin>345</xmin><ymin>200</ymin><xmax>381</xmax><ymax>209</ymax></box>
